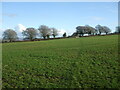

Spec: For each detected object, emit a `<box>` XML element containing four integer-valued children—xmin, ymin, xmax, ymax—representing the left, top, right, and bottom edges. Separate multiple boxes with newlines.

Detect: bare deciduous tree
<box><xmin>95</xmin><ymin>25</ymin><xmax>104</xmax><ymax>35</ymax></box>
<box><xmin>38</xmin><ymin>25</ymin><xmax>51</xmax><ymax>39</ymax></box>
<box><xmin>76</xmin><ymin>25</ymin><xmax>96</xmax><ymax>36</ymax></box>
<box><xmin>22</xmin><ymin>27</ymin><xmax>38</xmax><ymax>41</ymax></box>
<box><xmin>51</xmin><ymin>28</ymin><xmax>59</xmax><ymax>38</ymax></box>
<box><xmin>85</xmin><ymin>25</ymin><xmax>96</xmax><ymax>35</ymax></box>
<box><xmin>95</xmin><ymin>25</ymin><xmax>111</xmax><ymax>35</ymax></box>
<box><xmin>2</xmin><ymin>29</ymin><xmax>18</xmax><ymax>42</ymax></box>
<box><xmin>76</xmin><ymin>26</ymin><xmax>85</xmax><ymax>36</ymax></box>
<box><xmin>102</xmin><ymin>26</ymin><xmax>111</xmax><ymax>35</ymax></box>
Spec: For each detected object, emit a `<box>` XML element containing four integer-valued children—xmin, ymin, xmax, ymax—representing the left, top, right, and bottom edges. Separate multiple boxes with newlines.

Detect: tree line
<box><xmin>2</xmin><ymin>25</ymin><xmax>67</xmax><ymax>42</ymax></box>
<box><xmin>72</xmin><ymin>25</ymin><xmax>120</xmax><ymax>37</ymax></box>
<box><xmin>2</xmin><ymin>24</ymin><xmax>120</xmax><ymax>42</ymax></box>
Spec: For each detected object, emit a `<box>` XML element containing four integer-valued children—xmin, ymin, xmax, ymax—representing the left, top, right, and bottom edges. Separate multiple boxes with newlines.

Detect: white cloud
<box><xmin>0</xmin><ymin>24</ymin><xmax>26</xmax><ymax>37</ymax></box>
<box><xmin>14</xmin><ymin>24</ymin><xmax>26</xmax><ymax>38</ymax></box>
<box><xmin>92</xmin><ymin>16</ymin><xmax>104</xmax><ymax>21</ymax></box>
<box><xmin>15</xmin><ymin>24</ymin><xmax>26</xmax><ymax>32</ymax></box>
<box><xmin>58</xmin><ymin>29</ymin><xmax>66</xmax><ymax>36</ymax></box>
<box><xmin>3</xmin><ymin>13</ymin><xmax>17</xmax><ymax>18</ymax></box>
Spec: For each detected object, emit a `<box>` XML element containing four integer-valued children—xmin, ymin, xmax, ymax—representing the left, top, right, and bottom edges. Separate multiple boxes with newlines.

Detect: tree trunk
<box><xmin>53</xmin><ymin>35</ymin><xmax>55</xmax><ymax>38</ymax></box>
<box><xmin>10</xmin><ymin>39</ymin><xmax>12</xmax><ymax>42</ymax></box>
<box><xmin>43</xmin><ymin>36</ymin><xmax>46</xmax><ymax>39</ymax></box>
<box><xmin>30</xmin><ymin>37</ymin><xmax>33</xmax><ymax>41</ymax></box>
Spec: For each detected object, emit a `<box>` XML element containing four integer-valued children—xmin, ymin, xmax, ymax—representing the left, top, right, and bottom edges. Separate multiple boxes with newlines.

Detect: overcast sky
<box><xmin>0</xmin><ymin>2</ymin><xmax>118</xmax><ymax>38</ymax></box>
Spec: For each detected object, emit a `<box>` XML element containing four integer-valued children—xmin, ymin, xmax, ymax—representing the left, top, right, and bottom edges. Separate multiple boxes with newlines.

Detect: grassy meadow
<box><xmin>2</xmin><ymin>35</ymin><xmax>119</xmax><ymax>88</ymax></box>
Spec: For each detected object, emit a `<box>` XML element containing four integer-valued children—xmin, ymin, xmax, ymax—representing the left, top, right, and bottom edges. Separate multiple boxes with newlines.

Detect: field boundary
<box><xmin>2</xmin><ymin>33</ymin><xmax>119</xmax><ymax>43</ymax></box>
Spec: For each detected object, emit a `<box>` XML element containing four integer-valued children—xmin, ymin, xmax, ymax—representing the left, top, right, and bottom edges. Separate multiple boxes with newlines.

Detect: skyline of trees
<box><xmin>74</xmin><ymin>25</ymin><xmax>112</xmax><ymax>37</ymax></box>
<box><xmin>2</xmin><ymin>24</ymin><xmax>119</xmax><ymax>42</ymax></box>
<box><xmin>95</xmin><ymin>25</ymin><xmax>111</xmax><ymax>35</ymax></box>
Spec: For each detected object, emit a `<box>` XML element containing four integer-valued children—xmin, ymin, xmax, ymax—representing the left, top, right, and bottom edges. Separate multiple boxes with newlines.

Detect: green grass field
<box><xmin>2</xmin><ymin>35</ymin><xmax>119</xmax><ymax>88</ymax></box>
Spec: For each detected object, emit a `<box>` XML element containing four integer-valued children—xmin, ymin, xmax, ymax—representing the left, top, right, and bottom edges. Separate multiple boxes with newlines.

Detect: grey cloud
<box><xmin>3</xmin><ymin>13</ymin><xmax>17</xmax><ymax>18</ymax></box>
